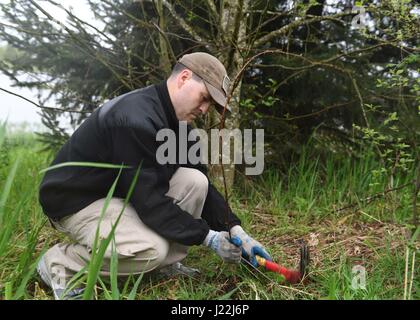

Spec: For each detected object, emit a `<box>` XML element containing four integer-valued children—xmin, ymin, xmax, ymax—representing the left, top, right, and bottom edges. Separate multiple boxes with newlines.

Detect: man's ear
<box><xmin>177</xmin><ymin>69</ymin><xmax>192</xmax><ymax>88</ymax></box>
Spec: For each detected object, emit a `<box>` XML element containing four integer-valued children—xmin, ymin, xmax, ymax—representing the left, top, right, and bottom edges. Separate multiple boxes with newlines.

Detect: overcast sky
<box><xmin>0</xmin><ymin>0</ymin><xmax>95</xmax><ymax>125</ymax></box>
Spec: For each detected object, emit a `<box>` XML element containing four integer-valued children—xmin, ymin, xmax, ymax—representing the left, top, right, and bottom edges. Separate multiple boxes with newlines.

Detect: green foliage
<box><xmin>352</xmin><ymin>53</ymin><xmax>419</xmax><ymax>189</ymax></box>
<box><xmin>0</xmin><ymin>126</ymin><xmax>49</xmax><ymax>299</ymax></box>
<box><xmin>0</xmin><ymin>129</ymin><xmax>418</xmax><ymax>300</ymax></box>
<box><xmin>0</xmin><ymin>138</ymin><xmax>10</xmax><ymax>169</ymax></box>
<box><xmin>0</xmin><ymin>0</ymin><xmax>418</xmax><ymax>168</ymax></box>
<box><xmin>0</xmin><ymin>0</ymin><xmax>419</xmax><ymax>298</ymax></box>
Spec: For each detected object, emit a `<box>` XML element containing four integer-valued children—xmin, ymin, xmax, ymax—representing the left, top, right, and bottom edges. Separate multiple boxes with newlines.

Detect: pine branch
<box><xmin>27</xmin><ymin>0</ymin><xmax>135</xmax><ymax>91</ymax></box>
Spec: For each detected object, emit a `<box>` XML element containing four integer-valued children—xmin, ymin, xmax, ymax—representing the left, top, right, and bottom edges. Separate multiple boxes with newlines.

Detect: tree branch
<box><xmin>27</xmin><ymin>0</ymin><xmax>135</xmax><ymax>90</ymax></box>
<box><xmin>0</xmin><ymin>87</ymin><xmax>90</xmax><ymax>114</ymax></box>
<box><xmin>160</xmin><ymin>0</ymin><xmax>208</xmax><ymax>46</ymax></box>
<box><xmin>334</xmin><ymin>181</ymin><xmax>415</xmax><ymax>213</ymax></box>
<box><xmin>205</xmin><ymin>0</ymin><xmax>219</xmax><ymax>20</ymax></box>
<box><xmin>254</xmin><ymin>12</ymin><xmax>351</xmax><ymax>47</ymax></box>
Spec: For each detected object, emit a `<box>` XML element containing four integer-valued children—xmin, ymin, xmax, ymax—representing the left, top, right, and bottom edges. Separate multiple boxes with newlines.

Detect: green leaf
<box><xmin>82</xmin><ymin>168</ymin><xmax>123</xmax><ymax>300</ymax></box>
<box><xmin>217</xmin><ymin>287</ymin><xmax>238</xmax><ymax>300</ymax></box>
<box><xmin>0</xmin><ymin>154</ymin><xmax>22</xmax><ymax>226</ymax></box>
<box><xmin>0</xmin><ymin>121</ymin><xmax>6</xmax><ymax>149</ymax></box>
<box><xmin>97</xmin><ymin>277</ymin><xmax>113</xmax><ymax>300</ymax></box>
<box><xmin>110</xmin><ymin>239</ymin><xmax>120</xmax><ymax>300</ymax></box>
<box><xmin>13</xmin><ymin>246</ymin><xmax>48</xmax><ymax>299</ymax></box>
<box><xmin>127</xmin><ymin>272</ymin><xmax>145</xmax><ymax>300</ymax></box>
<box><xmin>4</xmin><ymin>282</ymin><xmax>13</xmax><ymax>300</ymax></box>
<box><xmin>40</xmin><ymin>161</ymin><xmax>132</xmax><ymax>174</ymax></box>
<box><xmin>83</xmin><ymin>163</ymin><xmax>142</xmax><ymax>300</ymax></box>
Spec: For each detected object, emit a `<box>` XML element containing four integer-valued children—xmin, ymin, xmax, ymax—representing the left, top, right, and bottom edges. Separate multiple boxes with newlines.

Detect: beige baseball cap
<box><xmin>178</xmin><ymin>52</ymin><xmax>231</xmax><ymax>114</ymax></box>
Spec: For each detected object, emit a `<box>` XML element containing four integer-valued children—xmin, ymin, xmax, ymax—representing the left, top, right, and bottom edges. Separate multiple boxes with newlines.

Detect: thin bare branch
<box><xmin>205</xmin><ymin>0</ymin><xmax>219</xmax><ymax>20</ymax></box>
<box><xmin>254</xmin><ymin>12</ymin><xmax>351</xmax><ymax>47</ymax></box>
<box><xmin>160</xmin><ymin>0</ymin><xmax>207</xmax><ymax>45</ymax></box>
<box><xmin>27</xmin><ymin>0</ymin><xmax>135</xmax><ymax>90</ymax></box>
<box><xmin>0</xmin><ymin>87</ymin><xmax>90</xmax><ymax>114</ymax></box>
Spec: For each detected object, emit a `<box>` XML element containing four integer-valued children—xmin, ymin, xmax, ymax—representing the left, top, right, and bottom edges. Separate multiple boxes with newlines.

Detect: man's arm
<box><xmin>182</xmin><ymin>125</ymin><xmax>241</xmax><ymax>231</ymax></box>
<box><xmin>110</xmin><ymin>125</ymin><xmax>210</xmax><ymax>246</ymax></box>
<box><xmin>201</xmin><ymin>184</ymin><xmax>241</xmax><ymax>231</ymax></box>
<box><xmin>180</xmin><ymin>127</ymin><xmax>271</xmax><ymax>265</ymax></box>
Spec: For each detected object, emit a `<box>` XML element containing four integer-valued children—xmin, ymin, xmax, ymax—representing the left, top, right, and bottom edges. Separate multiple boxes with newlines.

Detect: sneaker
<box><xmin>155</xmin><ymin>262</ymin><xmax>200</xmax><ymax>279</ymax></box>
<box><xmin>36</xmin><ymin>254</ymin><xmax>84</xmax><ymax>300</ymax></box>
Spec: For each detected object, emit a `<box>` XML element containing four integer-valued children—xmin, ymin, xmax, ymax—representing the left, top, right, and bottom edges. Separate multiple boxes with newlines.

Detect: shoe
<box><xmin>155</xmin><ymin>262</ymin><xmax>200</xmax><ymax>279</ymax></box>
<box><xmin>36</xmin><ymin>254</ymin><xmax>85</xmax><ymax>300</ymax></box>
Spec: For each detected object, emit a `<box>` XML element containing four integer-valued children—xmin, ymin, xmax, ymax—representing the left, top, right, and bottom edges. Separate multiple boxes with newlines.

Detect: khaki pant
<box><xmin>43</xmin><ymin>167</ymin><xmax>208</xmax><ymax>283</ymax></box>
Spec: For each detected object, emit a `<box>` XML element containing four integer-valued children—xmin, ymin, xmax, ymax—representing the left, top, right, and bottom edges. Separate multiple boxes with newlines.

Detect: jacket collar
<box><xmin>155</xmin><ymin>80</ymin><xmax>179</xmax><ymax>130</ymax></box>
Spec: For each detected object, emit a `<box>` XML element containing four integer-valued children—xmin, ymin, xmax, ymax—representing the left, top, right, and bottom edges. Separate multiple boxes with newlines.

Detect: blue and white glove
<box><xmin>230</xmin><ymin>225</ymin><xmax>272</xmax><ymax>267</ymax></box>
<box><xmin>203</xmin><ymin>230</ymin><xmax>242</xmax><ymax>264</ymax></box>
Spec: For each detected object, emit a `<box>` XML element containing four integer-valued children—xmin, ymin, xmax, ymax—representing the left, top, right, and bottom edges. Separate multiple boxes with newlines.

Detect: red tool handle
<box><xmin>256</xmin><ymin>256</ymin><xmax>301</xmax><ymax>284</ymax></box>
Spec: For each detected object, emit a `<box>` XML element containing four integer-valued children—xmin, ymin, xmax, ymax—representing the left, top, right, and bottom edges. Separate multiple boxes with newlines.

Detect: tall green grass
<box><xmin>236</xmin><ymin>143</ymin><xmax>415</xmax><ymax>226</ymax></box>
<box><xmin>0</xmin><ymin>122</ymin><xmax>48</xmax><ymax>299</ymax></box>
<box><xmin>0</xmin><ymin>124</ymin><xmax>148</xmax><ymax>300</ymax></box>
<box><xmin>0</xmin><ymin>124</ymin><xmax>417</xmax><ymax>300</ymax></box>
<box><xmin>36</xmin><ymin>160</ymin><xmax>143</xmax><ymax>300</ymax></box>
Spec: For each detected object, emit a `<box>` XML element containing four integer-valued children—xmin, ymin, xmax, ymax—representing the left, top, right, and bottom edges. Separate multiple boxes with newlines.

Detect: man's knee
<box><xmin>110</xmin><ymin>239</ymin><xmax>170</xmax><ymax>274</ymax></box>
<box><xmin>143</xmin><ymin>239</ymin><xmax>170</xmax><ymax>269</ymax></box>
<box><xmin>178</xmin><ymin>168</ymin><xmax>209</xmax><ymax>199</ymax></box>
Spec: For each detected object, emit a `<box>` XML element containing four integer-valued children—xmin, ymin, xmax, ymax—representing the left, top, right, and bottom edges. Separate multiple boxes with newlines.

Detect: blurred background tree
<box><xmin>0</xmin><ymin>0</ymin><xmax>418</xmax><ymax>188</ymax></box>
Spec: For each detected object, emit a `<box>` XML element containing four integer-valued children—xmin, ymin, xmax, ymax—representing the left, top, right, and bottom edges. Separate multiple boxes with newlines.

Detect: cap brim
<box><xmin>204</xmin><ymin>81</ymin><xmax>231</xmax><ymax>115</ymax></box>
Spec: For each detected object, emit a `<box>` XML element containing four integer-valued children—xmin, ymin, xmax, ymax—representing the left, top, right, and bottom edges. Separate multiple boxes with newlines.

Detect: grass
<box><xmin>0</xmin><ymin>123</ymin><xmax>418</xmax><ymax>300</ymax></box>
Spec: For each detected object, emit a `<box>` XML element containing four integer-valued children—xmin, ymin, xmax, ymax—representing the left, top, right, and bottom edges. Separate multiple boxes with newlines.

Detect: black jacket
<box><xmin>39</xmin><ymin>81</ymin><xmax>241</xmax><ymax>246</ymax></box>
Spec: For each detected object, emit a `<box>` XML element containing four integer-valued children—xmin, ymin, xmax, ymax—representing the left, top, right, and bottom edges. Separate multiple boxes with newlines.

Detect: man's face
<box><xmin>172</xmin><ymin>70</ymin><xmax>213</xmax><ymax>123</ymax></box>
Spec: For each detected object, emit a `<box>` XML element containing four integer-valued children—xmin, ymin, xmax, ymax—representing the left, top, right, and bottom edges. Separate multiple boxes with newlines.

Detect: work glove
<box><xmin>203</xmin><ymin>230</ymin><xmax>242</xmax><ymax>264</ymax></box>
<box><xmin>230</xmin><ymin>225</ymin><xmax>272</xmax><ymax>267</ymax></box>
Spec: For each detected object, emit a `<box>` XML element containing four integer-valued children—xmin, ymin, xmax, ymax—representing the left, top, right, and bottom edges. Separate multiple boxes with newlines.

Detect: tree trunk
<box><xmin>208</xmin><ymin>0</ymin><xmax>249</xmax><ymax>190</ymax></box>
<box><xmin>156</xmin><ymin>0</ymin><xmax>172</xmax><ymax>75</ymax></box>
